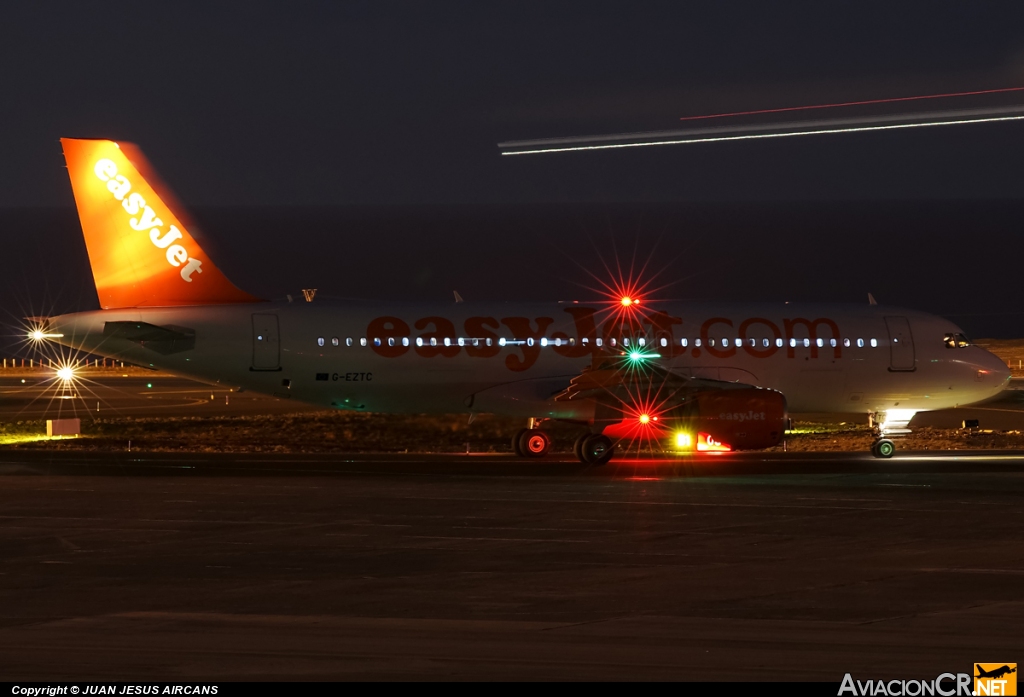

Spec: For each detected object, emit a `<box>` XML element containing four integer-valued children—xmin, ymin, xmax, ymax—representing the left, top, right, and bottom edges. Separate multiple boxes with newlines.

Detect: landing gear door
<box><xmin>252</xmin><ymin>313</ymin><xmax>281</xmax><ymax>371</ymax></box>
<box><xmin>884</xmin><ymin>316</ymin><xmax>915</xmax><ymax>371</ymax></box>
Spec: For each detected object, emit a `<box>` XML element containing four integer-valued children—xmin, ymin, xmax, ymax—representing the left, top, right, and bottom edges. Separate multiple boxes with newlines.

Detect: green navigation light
<box><xmin>626</xmin><ymin>350</ymin><xmax>661</xmax><ymax>363</ymax></box>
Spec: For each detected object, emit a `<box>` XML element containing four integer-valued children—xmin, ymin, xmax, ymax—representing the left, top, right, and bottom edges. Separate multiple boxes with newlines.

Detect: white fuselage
<box><xmin>49</xmin><ymin>300</ymin><xmax>1010</xmax><ymax>418</ymax></box>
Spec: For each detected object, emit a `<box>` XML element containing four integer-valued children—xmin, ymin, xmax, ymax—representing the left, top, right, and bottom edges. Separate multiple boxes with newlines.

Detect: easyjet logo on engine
<box><xmin>718</xmin><ymin>411</ymin><xmax>766</xmax><ymax>422</ymax></box>
<box><xmin>93</xmin><ymin>159</ymin><xmax>203</xmax><ymax>282</ymax></box>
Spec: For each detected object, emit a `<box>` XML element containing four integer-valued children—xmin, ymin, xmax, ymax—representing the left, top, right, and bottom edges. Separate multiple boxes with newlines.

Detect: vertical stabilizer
<box><xmin>61</xmin><ymin>138</ymin><xmax>261</xmax><ymax>309</ymax></box>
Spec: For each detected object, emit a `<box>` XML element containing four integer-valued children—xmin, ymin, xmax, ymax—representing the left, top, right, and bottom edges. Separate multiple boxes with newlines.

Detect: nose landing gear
<box><xmin>868</xmin><ymin>410</ymin><xmax>915</xmax><ymax>458</ymax></box>
<box><xmin>870</xmin><ymin>438</ymin><xmax>896</xmax><ymax>459</ymax></box>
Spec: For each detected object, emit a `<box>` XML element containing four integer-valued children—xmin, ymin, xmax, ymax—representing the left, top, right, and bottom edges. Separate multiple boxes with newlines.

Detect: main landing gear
<box><xmin>512</xmin><ymin>420</ymin><xmax>615</xmax><ymax>465</ymax></box>
<box><xmin>513</xmin><ymin>427</ymin><xmax>551</xmax><ymax>457</ymax></box>
<box><xmin>574</xmin><ymin>433</ymin><xmax>614</xmax><ymax>466</ymax></box>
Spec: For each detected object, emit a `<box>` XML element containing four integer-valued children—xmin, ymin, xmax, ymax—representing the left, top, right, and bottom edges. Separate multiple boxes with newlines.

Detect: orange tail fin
<box><xmin>61</xmin><ymin>138</ymin><xmax>261</xmax><ymax>309</ymax></box>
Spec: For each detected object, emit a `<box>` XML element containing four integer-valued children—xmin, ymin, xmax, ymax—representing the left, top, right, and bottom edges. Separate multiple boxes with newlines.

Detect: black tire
<box><xmin>573</xmin><ymin>433</ymin><xmax>588</xmax><ymax>463</ymax></box>
<box><xmin>512</xmin><ymin>428</ymin><xmax>529</xmax><ymax>457</ymax></box>
<box><xmin>871</xmin><ymin>438</ymin><xmax>895</xmax><ymax>459</ymax></box>
<box><xmin>519</xmin><ymin>429</ymin><xmax>551</xmax><ymax>458</ymax></box>
<box><xmin>581</xmin><ymin>434</ymin><xmax>615</xmax><ymax>465</ymax></box>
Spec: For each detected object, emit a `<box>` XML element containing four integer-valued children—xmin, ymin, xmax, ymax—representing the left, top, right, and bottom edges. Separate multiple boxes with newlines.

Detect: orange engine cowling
<box><xmin>688</xmin><ymin>388</ymin><xmax>788</xmax><ymax>451</ymax></box>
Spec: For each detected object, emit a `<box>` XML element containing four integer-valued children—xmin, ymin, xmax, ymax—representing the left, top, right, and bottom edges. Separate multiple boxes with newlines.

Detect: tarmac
<box><xmin>1</xmin><ymin>449</ymin><xmax>1022</xmax><ymax>681</ymax></box>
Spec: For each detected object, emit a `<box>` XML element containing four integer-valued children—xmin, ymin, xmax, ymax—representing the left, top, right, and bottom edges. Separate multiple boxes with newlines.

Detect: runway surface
<box><xmin>1</xmin><ymin>450</ymin><xmax>1022</xmax><ymax>680</ymax></box>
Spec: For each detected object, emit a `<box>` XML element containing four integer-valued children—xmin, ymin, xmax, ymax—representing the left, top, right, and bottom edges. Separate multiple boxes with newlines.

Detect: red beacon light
<box><xmin>620</xmin><ymin>296</ymin><xmax>639</xmax><ymax>308</ymax></box>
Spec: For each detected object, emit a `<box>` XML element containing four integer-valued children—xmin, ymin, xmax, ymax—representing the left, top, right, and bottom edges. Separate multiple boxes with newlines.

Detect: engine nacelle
<box><xmin>592</xmin><ymin>386</ymin><xmax>788</xmax><ymax>452</ymax></box>
<box><xmin>686</xmin><ymin>388</ymin><xmax>787</xmax><ymax>451</ymax></box>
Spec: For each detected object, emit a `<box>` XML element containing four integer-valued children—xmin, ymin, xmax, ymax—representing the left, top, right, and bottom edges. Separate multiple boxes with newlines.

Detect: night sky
<box><xmin>3</xmin><ymin>3</ymin><xmax>1024</xmax><ymax>339</ymax></box>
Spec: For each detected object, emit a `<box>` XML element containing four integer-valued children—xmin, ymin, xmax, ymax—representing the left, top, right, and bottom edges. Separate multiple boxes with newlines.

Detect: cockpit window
<box><xmin>944</xmin><ymin>332</ymin><xmax>971</xmax><ymax>349</ymax></box>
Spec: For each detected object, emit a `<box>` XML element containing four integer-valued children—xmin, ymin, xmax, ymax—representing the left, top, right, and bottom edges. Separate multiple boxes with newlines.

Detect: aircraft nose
<box><xmin>978</xmin><ymin>348</ymin><xmax>1012</xmax><ymax>392</ymax></box>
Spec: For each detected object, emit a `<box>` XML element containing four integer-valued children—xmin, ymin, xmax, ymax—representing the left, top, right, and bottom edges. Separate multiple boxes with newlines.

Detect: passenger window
<box><xmin>789</xmin><ymin>338</ymin><xmax>797</xmax><ymax>348</ymax></box>
<box><xmin>457</xmin><ymin>338</ymin><xmax>465</xmax><ymax>347</ymax></box>
<box><xmin>681</xmin><ymin>338</ymin><xmax>688</xmax><ymax>347</ymax></box>
<box><xmin>639</xmin><ymin>337</ymin><xmax>646</xmax><ymax>347</ymax></box>
<box><xmin>722</xmin><ymin>337</ymin><xmax>729</xmax><ymax>347</ymax></box>
<box><xmin>857</xmin><ymin>338</ymin><xmax>864</xmax><ymax>347</ymax></box>
<box><xmin>527</xmin><ymin>338</ymin><xmax>535</xmax><ymax>347</ymax></box>
<box><xmin>387</xmin><ymin>337</ymin><xmax>395</xmax><ymax>347</ymax></box>
<box><xmin>444</xmin><ymin>337</ymin><xmax>452</xmax><ymax>347</ymax></box>
<box><xmin>803</xmin><ymin>338</ymin><xmax>810</xmax><ymax>348</ymax></box>
<box><xmin>775</xmin><ymin>338</ymin><xmax>784</xmax><ymax>348</ymax></box>
<box><xmin>660</xmin><ymin>337</ymin><xmax>668</xmax><ymax>348</ymax></box>
<box><xmin>360</xmin><ymin>338</ymin><xmax>367</xmax><ymax>347</ymax></box>
<box><xmin>499</xmin><ymin>338</ymin><xmax>507</xmax><ymax>346</ymax></box>
<box><xmin>430</xmin><ymin>338</ymin><xmax>437</xmax><ymax>347</ymax></box>
<box><xmin>870</xmin><ymin>338</ymin><xmax>878</xmax><ymax>347</ymax></box>
<box><xmin>540</xmin><ymin>338</ymin><xmax>548</xmax><ymax>347</ymax></box>
<box><xmin>829</xmin><ymin>338</ymin><xmax>837</xmax><ymax>348</ymax></box>
<box><xmin>816</xmin><ymin>338</ymin><xmax>824</xmax><ymax>348</ymax></box>
<box><xmin>345</xmin><ymin>337</ymin><xmax>353</xmax><ymax>347</ymax></box>
<box><xmin>373</xmin><ymin>338</ymin><xmax>381</xmax><ymax>347</ymax></box>
<box><xmin>709</xmin><ymin>338</ymin><xmax>716</xmax><ymax>347</ymax></box>
<box><xmin>762</xmin><ymin>338</ymin><xmax>769</xmax><ymax>348</ymax></box>
<box><xmin>402</xmin><ymin>337</ymin><xmax>410</xmax><ymax>347</ymax></box>
<box><xmin>486</xmin><ymin>338</ymin><xmax>493</xmax><ymax>346</ymax></box>
<box><xmin>734</xmin><ymin>338</ymin><xmax>742</xmax><ymax>348</ymax></box>
<box><xmin>596</xmin><ymin>338</ymin><xmax>603</xmax><ymax>347</ymax></box>
<box><xmin>695</xmin><ymin>338</ymin><xmax>702</xmax><ymax>347</ymax></box>
<box><xmin>623</xmin><ymin>338</ymin><xmax>630</xmax><ymax>347</ymax></box>
<box><xmin>331</xmin><ymin>337</ymin><xmax>339</xmax><ymax>346</ymax></box>
<box><xmin>843</xmin><ymin>338</ymin><xmax>851</xmax><ymax>348</ymax></box>
<box><xmin>317</xmin><ymin>337</ymin><xmax>325</xmax><ymax>347</ymax></box>
<box><xmin>610</xmin><ymin>338</ymin><xmax>617</xmax><ymax>347</ymax></box>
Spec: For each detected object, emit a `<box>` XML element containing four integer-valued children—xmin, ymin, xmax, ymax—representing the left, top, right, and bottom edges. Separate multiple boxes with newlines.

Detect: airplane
<box><xmin>33</xmin><ymin>138</ymin><xmax>1011</xmax><ymax>462</ymax></box>
<box><xmin>976</xmin><ymin>666</ymin><xmax>1016</xmax><ymax>680</ymax></box>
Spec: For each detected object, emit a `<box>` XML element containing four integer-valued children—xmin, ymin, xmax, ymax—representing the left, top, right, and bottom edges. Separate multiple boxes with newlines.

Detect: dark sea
<box><xmin>1</xmin><ymin>200</ymin><xmax>1021</xmax><ymax>355</ymax></box>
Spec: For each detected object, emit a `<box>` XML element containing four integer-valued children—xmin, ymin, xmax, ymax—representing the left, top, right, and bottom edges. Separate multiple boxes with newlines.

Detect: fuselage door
<box><xmin>884</xmin><ymin>316</ymin><xmax>915</xmax><ymax>371</ymax></box>
<box><xmin>252</xmin><ymin>313</ymin><xmax>281</xmax><ymax>370</ymax></box>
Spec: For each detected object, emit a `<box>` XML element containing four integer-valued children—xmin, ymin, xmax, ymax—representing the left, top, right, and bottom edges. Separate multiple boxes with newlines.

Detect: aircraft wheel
<box><xmin>573</xmin><ymin>433</ymin><xmax>588</xmax><ymax>462</ymax></box>
<box><xmin>512</xmin><ymin>428</ymin><xmax>529</xmax><ymax>457</ymax></box>
<box><xmin>581</xmin><ymin>434</ymin><xmax>615</xmax><ymax>465</ymax></box>
<box><xmin>519</xmin><ymin>429</ymin><xmax>551</xmax><ymax>458</ymax></box>
<box><xmin>871</xmin><ymin>438</ymin><xmax>896</xmax><ymax>459</ymax></box>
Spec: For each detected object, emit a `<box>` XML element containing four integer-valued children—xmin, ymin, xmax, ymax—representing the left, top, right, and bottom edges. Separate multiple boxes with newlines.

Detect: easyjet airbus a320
<box><xmin>37</xmin><ymin>138</ymin><xmax>1010</xmax><ymax>461</ymax></box>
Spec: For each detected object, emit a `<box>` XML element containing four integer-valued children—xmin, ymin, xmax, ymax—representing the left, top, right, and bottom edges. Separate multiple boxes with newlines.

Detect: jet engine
<box><xmin>681</xmin><ymin>387</ymin><xmax>788</xmax><ymax>451</ymax></box>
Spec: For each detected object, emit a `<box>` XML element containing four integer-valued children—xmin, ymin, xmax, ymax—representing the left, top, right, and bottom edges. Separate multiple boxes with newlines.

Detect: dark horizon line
<box><xmin>4</xmin><ymin>196</ymin><xmax>1024</xmax><ymax>211</ymax></box>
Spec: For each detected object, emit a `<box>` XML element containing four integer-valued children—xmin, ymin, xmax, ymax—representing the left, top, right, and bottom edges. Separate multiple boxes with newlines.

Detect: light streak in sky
<box><xmin>677</xmin><ymin>85</ymin><xmax>1024</xmax><ymax>121</ymax></box>
<box><xmin>500</xmin><ymin>113</ymin><xmax>1024</xmax><ymax>156</ymax></box>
